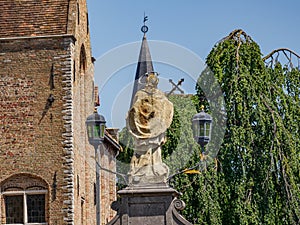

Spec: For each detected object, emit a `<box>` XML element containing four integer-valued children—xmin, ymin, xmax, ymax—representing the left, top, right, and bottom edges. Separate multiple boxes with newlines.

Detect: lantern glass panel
<box><xmin>94</xmin><ymin>124</ymin><xmax>100</xmax><ymax>138</ymax></box>
<box><xmin>87</xmin><ymin>125</ymin><xmax>92</xmax><ymax>138</ymax></box>
<box><xmin>199</xmin><ymin>123</ymin><xmax>205</xmax><ymax>136</ymax></box>
<box><xmin>205</xmin><ymin>123</ymin><xmax>211</xmax><ymax>137</ymax></box>
<box><xmin>192</xmin><ymin>120</ymin><xmax>199</xmax><ymax>138</ymax></box>
<box><xmin>100</xmin><ymin>124</ymin><xmax>105</xmax><ymax>139</ymax></box>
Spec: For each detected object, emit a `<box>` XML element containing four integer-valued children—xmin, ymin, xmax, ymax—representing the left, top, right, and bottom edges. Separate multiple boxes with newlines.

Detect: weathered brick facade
<box><xmin>0</xmin><ymin>0</ymin><xmax>119</xmax><ymax>224</ymax></box>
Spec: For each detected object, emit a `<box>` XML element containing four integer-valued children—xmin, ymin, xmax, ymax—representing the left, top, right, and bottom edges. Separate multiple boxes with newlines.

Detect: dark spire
<box><xmin>130</xmin><ymin>15</ymin><xmax>154</xmax><ymax>107</ymax></box>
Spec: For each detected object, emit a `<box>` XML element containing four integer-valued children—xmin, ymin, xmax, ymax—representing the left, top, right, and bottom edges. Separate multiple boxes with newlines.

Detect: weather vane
<box><xmin>141</xmin><ymin>13</ymin><xmax>149</xmax><ymax>34</ymax></box>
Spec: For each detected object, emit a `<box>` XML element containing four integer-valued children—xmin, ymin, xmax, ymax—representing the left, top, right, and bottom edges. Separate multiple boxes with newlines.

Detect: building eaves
<box><xmin>104</xmin><ymin>131</ymin><xmax>122</xmax><ymax>156</ymax></box>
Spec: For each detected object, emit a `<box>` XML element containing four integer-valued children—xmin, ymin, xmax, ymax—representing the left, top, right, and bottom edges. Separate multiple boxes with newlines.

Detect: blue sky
<box><xmin>86</xmin><ymin>0</ymin><xmax>300</xmax><ymax>128</ymax></box>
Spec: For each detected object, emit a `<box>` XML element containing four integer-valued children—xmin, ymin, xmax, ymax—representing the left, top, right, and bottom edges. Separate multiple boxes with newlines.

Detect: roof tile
<box><xmin>0</xmin><ymin>0</ymin><xmax>69</xmax><ymax>38</ymax></box>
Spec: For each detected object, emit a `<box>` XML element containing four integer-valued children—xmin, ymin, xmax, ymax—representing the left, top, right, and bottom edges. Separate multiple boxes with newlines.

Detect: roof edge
<box><xmin>0</xmin><ymin>34</ymin><xmax>76</xmax><ymax>42</ymax></box>
<box><xmin>104</xmin><ymin>131</ymin><xmax>122</xmax><ymax>154</ymax></box>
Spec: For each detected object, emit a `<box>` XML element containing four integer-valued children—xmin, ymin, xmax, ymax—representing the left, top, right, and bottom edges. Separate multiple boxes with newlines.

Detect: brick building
<box><xmin>0</xmin><ymin>0</ymin><xmax>120</xmax><ymax>224</ymax></box>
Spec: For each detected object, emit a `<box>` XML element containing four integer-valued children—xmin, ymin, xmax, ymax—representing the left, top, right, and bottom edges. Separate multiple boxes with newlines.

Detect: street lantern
<box><xmin>86</xmin><ymin>108</ymin><xmax>106</xmax><ymax>148</ymax></box>
<box><xmin>86</xmin><ymin>107</ymin><xmax>106</xmax><ymax>225</ymax></box>
<box><xmin>192</xmin><ymin>106</ymin><xmax>212</xmax><ymax>147</ymax></box>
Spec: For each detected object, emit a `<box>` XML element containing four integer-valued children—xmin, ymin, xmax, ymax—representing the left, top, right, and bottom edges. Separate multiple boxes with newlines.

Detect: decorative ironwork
<box><xmin>141</xmin><ymin>13</ymin><xmax>149</xmax><ymax>34</ymax></box>
<box><xmin>167</xmin><ymin>78</ymin><xmax>184</xmax><ymax>96</ymax></box>
<box><xmin>49</xmin><ymin>63</ymin><xmax>55</xmax><ymax>90</ymax></box>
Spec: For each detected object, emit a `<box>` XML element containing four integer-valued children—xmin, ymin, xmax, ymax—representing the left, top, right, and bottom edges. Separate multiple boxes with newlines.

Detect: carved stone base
<box><xmin>106</xmin><ymin>186</ymin><xmax>192</xmax><ymax>225</ymax></box>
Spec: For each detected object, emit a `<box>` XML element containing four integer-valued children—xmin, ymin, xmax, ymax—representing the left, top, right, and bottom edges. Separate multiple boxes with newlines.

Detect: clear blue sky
<box><xmin>86</xmin><ymin>0</ymin><xmax>300</xmax><ymax>128</ymax></box>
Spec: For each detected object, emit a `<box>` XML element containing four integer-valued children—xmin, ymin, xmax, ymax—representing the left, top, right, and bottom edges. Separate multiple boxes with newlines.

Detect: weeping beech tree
<box><xmin>193</xmin><ymin>29</ymin><xmax>300</xmax><ymax>224</ymax></box>
<box><xmin>117</xmin><ymin>29</ymin><xmax>299</xmax><ymax>224</ymax></box>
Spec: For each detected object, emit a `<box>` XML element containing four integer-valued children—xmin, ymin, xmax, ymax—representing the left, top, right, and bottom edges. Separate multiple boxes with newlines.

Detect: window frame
<box><xmin>2</xmin><ymin>190</ymin><xmax>47</xmax><ymax>225</ymax></box>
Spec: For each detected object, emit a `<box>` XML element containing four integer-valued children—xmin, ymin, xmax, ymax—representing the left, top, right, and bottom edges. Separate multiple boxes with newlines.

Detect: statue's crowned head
<box><xmin>145</xmin><ymin>72</ymin><xmax>159</xmax><ymax>88</ymax></box>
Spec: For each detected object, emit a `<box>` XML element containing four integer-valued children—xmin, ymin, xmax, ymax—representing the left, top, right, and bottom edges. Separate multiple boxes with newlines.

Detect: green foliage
<box><xmin>117</xmin><ymin>127</ymin><xmax>134</xmax><ymax>164</ymax></box>
<box><xmin>192</xmin><ymin>29</ymin><xmax>300</xmax><ymax>224</ymax></box>
<box><xmin>163</xmin><ymin>94</ymin><xmax>199</xmax><ymax>174</ymax></box>
<box><xmin>161</xmin><ymin>106</ymin><xmax>181</xmax><ymax>159</ymax></box>
<box><xmin>117</xmin><ymin>29</ymin><xmax>299</xmax><ymax>224</ymax></box>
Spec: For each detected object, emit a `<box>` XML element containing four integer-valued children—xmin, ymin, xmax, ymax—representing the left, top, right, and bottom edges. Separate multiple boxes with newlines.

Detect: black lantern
<box><xmin>192</xmin><ymin>106</ymin><xmax>212</xmax><ymax>147</ymax></box>
<box><xmin>86</xmin><ymin>108</ymin><xmax>106</xmax><ymax>148</ymax></box>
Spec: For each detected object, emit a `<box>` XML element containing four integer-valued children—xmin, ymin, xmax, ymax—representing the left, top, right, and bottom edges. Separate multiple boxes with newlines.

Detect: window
<box><xmin>4</xmin><ymin>195</ymin><xmax>23</xmax><ymax>224</ymax></box>
<box><xmin>79</xmin><ymin>45</ymin><xmax>87</xmax><ymax>75</ymax></box>
<box><xmin>86</xmin><ymin>12</ymin><xmax>89</xmax><ymax>34</ymax></box>
<box><xmin>3</xmin><ymin>190</ymin><xmax>47</xmax><ymax>224</ymax></box>
<box><xmin>0</xmin><ymin>174</ymin><xmax>48</xmax><ymax>225</ymax></box>
<box><xmin>27</xmin><ymin>194</ymin><xmax>46</xmax><ymax>223</ymax></box>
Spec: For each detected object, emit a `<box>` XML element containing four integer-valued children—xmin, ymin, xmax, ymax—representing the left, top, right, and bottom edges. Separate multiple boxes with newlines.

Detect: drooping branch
<box><xmin>222</xmin><ymin>29</ymin><xmax>253</xmax><ymax>43</ymax></box>
<box><xmin>216</xmin><ymin>29</ymin><xmax>254</xmax><ymax>70</ymax></box>
<box><xmin>263</xmin><ymin>48</ymin><xmax>300</xmax><ymax>69</ymax></box>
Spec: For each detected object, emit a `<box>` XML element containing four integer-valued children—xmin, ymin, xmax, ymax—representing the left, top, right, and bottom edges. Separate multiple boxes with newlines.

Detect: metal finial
<box><xmin>141</xmin><ymin>13</ymin><xmax>149</xmax><ymax>34</ymax></box>
<box><xmin>143</xmin><ymin>12</ymin><xmax>148</xmax><ymax>24</ymax></box>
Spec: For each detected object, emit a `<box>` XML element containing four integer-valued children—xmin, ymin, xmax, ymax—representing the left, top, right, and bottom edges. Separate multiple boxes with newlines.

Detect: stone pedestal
<box><xmin>107</xmin><ymin>185</ymin><xmax>192</xmax><ymax>225</ymax></box>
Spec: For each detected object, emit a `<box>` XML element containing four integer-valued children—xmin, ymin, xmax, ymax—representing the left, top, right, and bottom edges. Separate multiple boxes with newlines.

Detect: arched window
<box><xmin>86</xmin><ymin>12</ymin><xmax>89</xmax><ymax>34</ymax></box>
<box><xmin>79</xmin><ymin>44</ymin><xmax>87</xmax><ymax>76</ymax></box>
<box><xmin>0</xmin><ymin>174</ymin><xmax>48</xmax><ymax>224</ymax></box>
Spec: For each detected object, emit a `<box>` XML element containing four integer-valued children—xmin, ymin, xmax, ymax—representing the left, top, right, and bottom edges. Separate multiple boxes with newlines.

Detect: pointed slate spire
<box><xmin>130</xmin><ymin>17</ymin><xmax>154</xmax><ymax>107</ymax></box>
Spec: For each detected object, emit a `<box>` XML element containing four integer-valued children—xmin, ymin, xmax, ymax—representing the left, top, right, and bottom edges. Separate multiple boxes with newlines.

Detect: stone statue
<box><xmin>126</xmin><ymin>72</ymin><xmax>173</xmax><ymax>185</ymax></box>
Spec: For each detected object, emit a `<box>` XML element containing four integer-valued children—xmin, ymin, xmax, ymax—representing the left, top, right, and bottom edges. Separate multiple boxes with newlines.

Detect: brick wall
<box><xmin>72</xmin><ymin>0</ymin><xmax>96</xmax><ymax>224</ymax></box>
<box><xmin>0</xmin><ymin>35</ymin><xmax>75</xmax><ymax>224</ymax></box>
<box><xmin>100</xmin><ymin>140</ymin><xmax>118</xmax><ymax>224</ymax></box>
<box><xmin>0</xmin><ymin>0</ymin><xmax>120</xmax><ymax>224</ymax></box>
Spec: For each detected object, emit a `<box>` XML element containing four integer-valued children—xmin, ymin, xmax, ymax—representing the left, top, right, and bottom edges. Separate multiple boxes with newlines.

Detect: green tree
<box><xmin>117</xmin><ymin>29</ymin><xmax>299</xmax><ymax>224</ymax></box>
<box><xmin>194</xmin><ymin>29</ymin><xmax>300</xmax><ymax>224</ymax></box>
